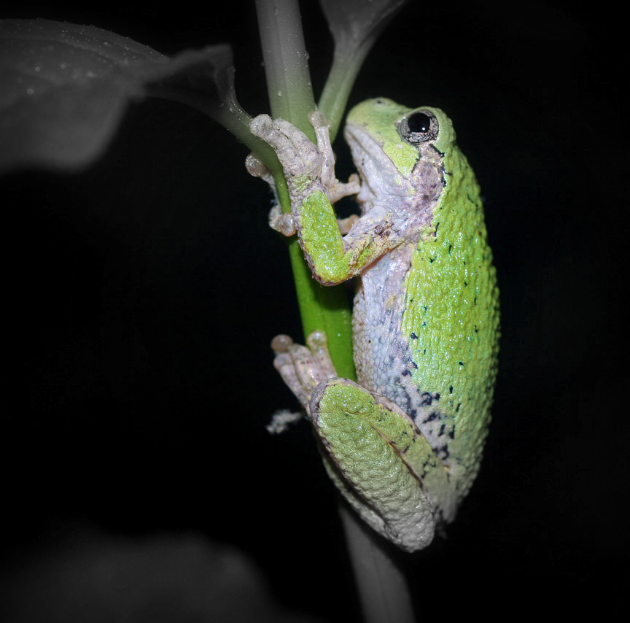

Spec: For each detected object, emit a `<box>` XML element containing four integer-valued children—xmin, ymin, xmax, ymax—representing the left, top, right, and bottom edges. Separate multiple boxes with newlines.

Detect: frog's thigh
<box><xmin>310</xmin><ymin>378</ymin><xmax>436</xmax><ymax>552</ymax></box>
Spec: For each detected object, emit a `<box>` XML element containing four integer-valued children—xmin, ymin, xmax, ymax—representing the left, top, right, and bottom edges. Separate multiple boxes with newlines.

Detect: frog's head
<box><xmin>344</xmin><ymin>98</ymin><xmax>457</xmax><ymax>179</ymax></box>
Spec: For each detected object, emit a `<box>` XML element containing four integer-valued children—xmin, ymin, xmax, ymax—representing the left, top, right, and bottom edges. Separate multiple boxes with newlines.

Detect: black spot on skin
<box><xmin>438</xmin><ymin>424</ymin><xmax>446</xmax><ymax>437</ymax></box>
<box><xmin>420</xmin><ymin>392</ymin><xmax>441</xmax><ymax>406</ymax></box>
<box><xmin>455</xmin><ymin>403</ymin><xmax>461</xmax><ymax>413</ymax></box>
<box><xmin>402</xmin><ymin>369</ymin><xmax>412</xmax><ymax>377</ymax></box>
<box><xmin>419</xmin><ymin>462</ymin><xmax>439</xmax><ymax>481</ymax></box>
<box><xmin>410</xmin><ymin>332</ymin><xmax>418</xmax><ymax>339</ymax></box>
<box><xmin>449</xmin><ymin>429</ymin><xmax>455</xmax><ymax>440</ymax></box>
<box><xmin>458</xmin><ymin>361</ymin><xmax>465</xmax><ymax>366</ymax></box>
<box><xmin>449</xmin><ymin>385</ymin><xmax>454</xmax><ymax>394</ymax></box>
<box><xmin>411</xmin><ymin>361</ymin><xmax>418</xmax><ymax>369</ymax></box>
<box><xmin>423</xmin><ymin>411</ymin><xmax>439</xmax><ymax>424</ymax></box>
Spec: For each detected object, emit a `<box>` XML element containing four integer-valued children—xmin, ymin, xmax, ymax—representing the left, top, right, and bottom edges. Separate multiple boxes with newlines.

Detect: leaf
<box><xmin>0</xmin><ymin>19</ymin><xmax>236</xmax><ymax>173</ymax></box>
<box><xmin>319</xmin><ymin>0</ymin><xmax>408</xmax><ymax>50</ymax></box>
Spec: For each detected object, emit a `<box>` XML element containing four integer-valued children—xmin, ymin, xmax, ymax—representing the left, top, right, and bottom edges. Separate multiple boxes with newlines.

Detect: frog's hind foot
<box><xmin>271</xmin><ymin>332</ymin><xmax>338</xmax><ymax>416</ymax></box>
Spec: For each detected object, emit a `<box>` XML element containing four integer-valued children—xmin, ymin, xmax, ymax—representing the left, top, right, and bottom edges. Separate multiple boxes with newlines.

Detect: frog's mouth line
<box><xmin>344</xmin><ymin>124</ymin><xmax>419</xmax><ymax>208</ymax></box>
<box><xmin>344</xmin><ymin>124</ymin><xmax>399</xmax><ymax>175</ymax></box>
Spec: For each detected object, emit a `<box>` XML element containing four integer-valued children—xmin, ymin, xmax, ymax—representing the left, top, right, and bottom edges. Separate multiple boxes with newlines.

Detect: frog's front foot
<box><xmin>250</xmin><ymin>115</ymin><xmax>323</xmax><ymax>184</ymax></box>
<box><xmin>244</xmin><ymin>152</ymin><xmax>275</xmax><ymax>187</ymax></box>
<box><xmin>250</xmin><ymin>114</ymin><xmax>360</xmax><ymax>204</ymax></box>
<box><xmin>268</xmin><ymin>204</ymin><xmax>297</xmax><ymax>237</ymax></box>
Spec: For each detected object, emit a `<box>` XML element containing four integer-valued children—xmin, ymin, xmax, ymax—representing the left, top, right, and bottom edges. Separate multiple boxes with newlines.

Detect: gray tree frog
<box><xmin>249</xmin><ymin>98</ymin><xmax>499</xmax><ymax>552</ymax></box>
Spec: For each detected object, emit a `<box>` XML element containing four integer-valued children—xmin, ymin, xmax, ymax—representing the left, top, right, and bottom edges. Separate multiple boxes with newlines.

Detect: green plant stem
<box><xmin>254</xmin><ymin>0</ymin><xmax>316</xmax><ymax>139</ymax></box>
<box><xmin>318</xmin><ymin>41</ymin><xmax>373</xmax><ymax>140</ymax></box>
<box><xmin>256</xmin><ymin>0</ymin><xmax>354</xmax><ymax>377</ymax></box>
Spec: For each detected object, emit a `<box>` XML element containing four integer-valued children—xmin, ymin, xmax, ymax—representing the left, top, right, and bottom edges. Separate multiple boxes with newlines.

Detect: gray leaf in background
<box><xmin>0</xmin><ymin>19</ymin><xmax>233</xmax><ymax>172</ymax></box>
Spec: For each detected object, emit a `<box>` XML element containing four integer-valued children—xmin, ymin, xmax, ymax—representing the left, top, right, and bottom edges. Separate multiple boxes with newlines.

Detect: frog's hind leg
<box><xmin>310</xmin><ymin>378</ymin><xmax>449</xmax><ymax>552</ymax></box>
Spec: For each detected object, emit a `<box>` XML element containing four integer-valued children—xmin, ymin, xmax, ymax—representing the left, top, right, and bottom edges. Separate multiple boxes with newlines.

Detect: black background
<box><xmin>2</xmin><ymin>2</ymin><xmax>626</xmax><ymax>621</ymax></box>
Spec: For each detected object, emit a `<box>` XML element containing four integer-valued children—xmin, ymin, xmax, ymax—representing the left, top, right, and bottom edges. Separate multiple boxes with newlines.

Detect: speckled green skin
<box><xmin>401</xmin><ymin>136</ymin><xmax>499</xmax><ymax>506</ymax></box>
<box><xmin>253</xmin><ymin>99</ymin><xmax>499</xmax><ymax>552</ymax></box>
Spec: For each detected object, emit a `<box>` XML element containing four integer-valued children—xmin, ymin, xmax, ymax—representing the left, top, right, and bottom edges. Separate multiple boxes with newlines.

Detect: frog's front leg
<box><xmin>245</xmin><ymin>143</ymin><xmax>359</xmax><ymax>238</ymax></box>
<box><xmin>250</xmin><ymin>113</ymin><xmax>401</xmax><ymax>285</ymax></box>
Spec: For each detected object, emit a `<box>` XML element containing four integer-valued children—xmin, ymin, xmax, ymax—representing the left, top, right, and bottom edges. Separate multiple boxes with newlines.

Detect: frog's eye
<box><xmin>399</xmin><ymin>110</ymin><xmax>439</xmax><ymax>145</ymax></box>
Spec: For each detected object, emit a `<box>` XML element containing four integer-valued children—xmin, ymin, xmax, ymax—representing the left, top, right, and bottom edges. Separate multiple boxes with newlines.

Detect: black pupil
<box><xmin>407</xmin><ymin>112</ymin><xmax>432</xmax><ymax>134</ymax></box>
